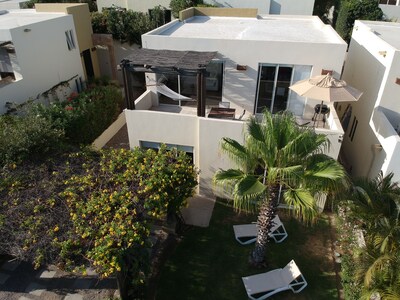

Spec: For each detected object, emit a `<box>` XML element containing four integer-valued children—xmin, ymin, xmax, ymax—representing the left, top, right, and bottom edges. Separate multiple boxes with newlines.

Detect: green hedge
<box><xmin>35</xmin><ymin>84</ymin><xmax>123</xmax><ymax>145</ymax></box>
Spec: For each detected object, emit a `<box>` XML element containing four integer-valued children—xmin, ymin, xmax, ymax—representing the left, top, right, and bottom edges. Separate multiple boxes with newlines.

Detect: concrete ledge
<box><xmin>180</xmin><ymin>7</ymin><xmax>258</xmax><ymax>21</ymax></box>
<box><xmin>92</xmin><ymin>111</ymin><xmax>126</xmax><ymax>150</ymax></box>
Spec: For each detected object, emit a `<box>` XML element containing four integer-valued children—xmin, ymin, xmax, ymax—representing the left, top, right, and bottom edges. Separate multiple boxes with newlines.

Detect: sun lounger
<box><xmin>233</xmin><ymin>215</ymin><xmax>288</xmax><ymax>245</ymax></box>
<box><xmin>242</xmin><ymin>260</ymin><xmax>307</xmax><ymax>300</ymax></box>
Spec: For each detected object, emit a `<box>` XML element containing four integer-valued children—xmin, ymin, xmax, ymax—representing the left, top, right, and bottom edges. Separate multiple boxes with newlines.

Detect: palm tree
<box><xmin>348</xmin><ymin>173</ymin><xmax>400</xmax><ymax>299</ymax></box>
<box><xmin>214</xmin><ymin>110</ymin><xmax>348</xmax><ymax>266</ymax></box>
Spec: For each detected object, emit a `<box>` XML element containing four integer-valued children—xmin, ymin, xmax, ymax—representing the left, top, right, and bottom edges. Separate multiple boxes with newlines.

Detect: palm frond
<box><xmin>283</xmin><ymin>188</ymin><xmax>318</xmax><ymax>221</ymax></box>
<box><xmin>235</xmin><ymin>175</ymin><xmax>266</xmax><ymax>200</ymax></box>
<box><xmin>220</xmin><ymin>138</ymin><xmax>254</xmax><ymax>171</ymax></box>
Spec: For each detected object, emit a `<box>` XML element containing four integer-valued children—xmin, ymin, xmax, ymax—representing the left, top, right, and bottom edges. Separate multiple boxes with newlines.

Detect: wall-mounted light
<box><xmin>23</xmin><ymin>28</ymin><xmax>31</xmax><ymax>32</ymax></box>
<box><xmin>236</xmin><ymin>64</ymin><xmax>247</xmax><ymax>71</ymax></box>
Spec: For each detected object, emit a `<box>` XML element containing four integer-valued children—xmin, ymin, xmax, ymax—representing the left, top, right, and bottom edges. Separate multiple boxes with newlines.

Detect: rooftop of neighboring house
<box><xmin>149</xmin><ymin>15</ymin><xmax>345</xmax><ymax>44</ymax></box>
<box><xmin>359</xmin><ymin>20</ymin><xmax>400</xmax><ymax>50</ymax></box>
<box><xmin>0</xmin><ymin>0</ymin><xmax>28</xmax><ymax>9</ymax></box>
<box><xmin>0</xmin><ymin>9</ymin><xmax>65</xmax><ymax>30</ymax></box>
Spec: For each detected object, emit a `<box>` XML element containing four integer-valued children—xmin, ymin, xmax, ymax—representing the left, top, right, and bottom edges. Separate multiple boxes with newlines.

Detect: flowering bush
<box><xmin>0</xmin><ymin>146</ymin><xmax>197</xmax><ymax>299</ymax></box>
<box><xmin>35</xmin><ymin>84</ymin><xmax>123</xmax><ymax>144</ymax></box>
<box><xmin>0</xmin><ymin>114</ymin><xmax>64</xmax><ymax>165</ymax></box>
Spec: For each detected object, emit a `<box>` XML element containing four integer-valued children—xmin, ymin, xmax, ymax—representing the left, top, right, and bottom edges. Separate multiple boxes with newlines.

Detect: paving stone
<box><xmin>72</xmin><ymin>278</ymin><xmax>92</xmax><ymax>289</ymax></box>
<box><xmin>41</xmin><ymin>291</ymin><xmax>64</xmax><ymax>300</ymax></box>
<box><xmin>85</xmin><ymin>267</ymin><xmax>98</xmax><ymax>276</ymax></box>
<box><xmin>64</xmin><ymin>293</ymin><xmax>83</xmax><ymax>300</ymax></box>
<box><xmin>0</xmin><ymin>273</ymin><xmax>10</xmax><ymax>285</ymax></box>
<box><xmin>38</xmin><ymin>269</ymin><xmax>56</xmax><ymax>279</ymax></box>
<box><xmin>1</xmin><ymin>260</ymin><xmax>20</xmax><ymax>272</ymax></box>
<box><xmin>25</xmin><ymin>282</ymin><xmax>46</xmax><ymax>296</ymax></box>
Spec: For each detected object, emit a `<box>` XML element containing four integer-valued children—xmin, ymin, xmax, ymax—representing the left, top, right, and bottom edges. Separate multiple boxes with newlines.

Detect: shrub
<box><xmin>91</xmin><ymin>6</ymin><xmax>157</xmax><ymax>45</ymax></box>
<box><xmin>35</xmin><ymin>84</ymin><xmax>123</xmax><ymax>144</ymax></box>
<box><xmin>170</xmin><ymin>0</ymin><xmax>213</xmax><ymax>18</ymax></box>
<box><xmin>336</xmin><ymin>0</ymin><xmax>383</xmax><ymax>43</ymax></box>
<box><xmin>0</xmin><ymin>114</ymin><xmax>64</xmax><ymax>165</ymax></box>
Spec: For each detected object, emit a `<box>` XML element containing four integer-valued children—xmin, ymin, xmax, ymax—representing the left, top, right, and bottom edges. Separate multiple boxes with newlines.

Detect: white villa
<box><xmin>121</xmin><ymin>8</ymin><xmax>347</xmax><ymax>196</ymax></box>
<box><xmin>339</xmin><ymin>20</ymin><xmax>400</xmax><ymax>182</ymax></box>
<box><xmin>0</xmin><ymin>8</ymin><xmax>84</xmax><ymax>114</ymax></box>
<box><xmin>379</xmin><ymin>0</ymin><xmax>400</xmax><ymax>22</ymax></box>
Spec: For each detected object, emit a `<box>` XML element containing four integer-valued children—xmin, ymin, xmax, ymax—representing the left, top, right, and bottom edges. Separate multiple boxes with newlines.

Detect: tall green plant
<box><xmin>170</xmin><ymin>0</ymin><xmax>205</xmax><ymax>18</ymax></box>
<box><xmin>91</xmin><ymin>6</ymin><xmax>159</xmax><ymax>45</ymax></box>
<box><xmin>336</xmin><ymin>0</ymin><xmax>383</xmax><ymax>43</ymax></box>
<box><xmin>348</xmin><ymin>173</ymin><xmax>400</xmax><ymax>299</ymax></box>
<box><xmin>214</xmin><ymin>110</ymin><xmax>348</xmax><ymax>266</ymax></box>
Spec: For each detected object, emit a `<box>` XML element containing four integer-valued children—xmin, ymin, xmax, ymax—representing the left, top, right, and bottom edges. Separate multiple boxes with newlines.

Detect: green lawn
<box><xmin>155</xmin><ymin>200</ymin><xmax>338</xmax><ymax>300</ymax></box>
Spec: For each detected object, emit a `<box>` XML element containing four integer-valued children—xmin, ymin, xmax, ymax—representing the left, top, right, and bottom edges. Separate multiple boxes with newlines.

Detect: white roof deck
<box><xmin>0</xmin><ymin>9</ymin><xmax>65</xmax><ymax>30</ymax></box>
<box><xmin>361</xmin><ymin>21</ymin><xmax>400</xmax><ymax>50</ymax></box>
<box><xmin>151</xmin><ymin>15</ymin><xmax>345</xmax><ymax>44</ymax></box>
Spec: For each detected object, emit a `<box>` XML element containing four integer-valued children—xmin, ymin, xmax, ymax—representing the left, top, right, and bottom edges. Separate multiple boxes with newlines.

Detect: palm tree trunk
<box><xmin>250</xmin><ymin>187</ymin><xmax>280</xmax><ymax>267</ymax></box>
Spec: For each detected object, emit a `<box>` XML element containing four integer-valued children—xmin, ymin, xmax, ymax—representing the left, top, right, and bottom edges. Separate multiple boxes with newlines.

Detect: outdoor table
<box><xmin>208</xmin><ymin>107</ymin><xmax>236</xmax><ymax>119</ymax></box>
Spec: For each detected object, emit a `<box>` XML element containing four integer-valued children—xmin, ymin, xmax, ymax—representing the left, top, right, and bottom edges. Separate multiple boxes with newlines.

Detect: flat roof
<box><xmin>0</xmin><ymin>9</ymin><xmax>65</xmax><ymax>30</ymax></box>
<box><xmin>361</xmin><ymin>21</ymin><xmax>400</xmax><ymax>50</ymax></box>
<box><xmin>151</xmin><ymin>15</ymin><xmax>345</xmax><ymax>44</ymax></box>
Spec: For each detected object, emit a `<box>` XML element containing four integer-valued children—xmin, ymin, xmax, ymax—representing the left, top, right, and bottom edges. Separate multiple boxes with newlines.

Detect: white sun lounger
<box><xmin>233</xmin><ymin>215</ymin><xmax>288</xmax><ymax>245</ymax></box>
<box><xmin>242</xmin><ymin>260</ymin><xmax>307</xmax><ymax>300</ymax></box>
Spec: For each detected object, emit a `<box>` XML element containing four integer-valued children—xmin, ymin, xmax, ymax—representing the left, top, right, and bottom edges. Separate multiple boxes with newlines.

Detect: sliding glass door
<box><xmin>255</xmin><ymin>64</ymin><xmax>311</xmax><ymax>115</ymax></box>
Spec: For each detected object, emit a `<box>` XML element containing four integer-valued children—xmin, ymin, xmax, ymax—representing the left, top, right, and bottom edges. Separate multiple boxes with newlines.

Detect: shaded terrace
<box><xmin>120</xmin><ymin>48</ymin><xmax>217</xmax><ymax>117</ymax></box>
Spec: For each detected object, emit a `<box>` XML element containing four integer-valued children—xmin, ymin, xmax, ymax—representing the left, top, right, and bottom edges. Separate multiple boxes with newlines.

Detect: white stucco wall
<box><xmin>380</xmin><ymin>4</ymin><xmax>400</xmax><ymax>22</ymax></box>
<box><xmin>0</xmin><ymin>0</ymin><xmax>27</xmax><ymax>9</ymax></box>
<box><xmin>0</xmin><ymin>14</ymin><xmax>84</xmax><ymax>113</ymax></box>
<box><xmin>125</xmin><ymin>108</ymin><xmax>246</xmax><ymax>197</ymax></box>
<box><xmin>340</xmin><ymin>21</ymin><xmax>399</xmax><ymax>179</ymax></box>
<box><xmin>269</xmin><ymin>0</ymin><xmax>315</xmax><ymax>15</ymax></box>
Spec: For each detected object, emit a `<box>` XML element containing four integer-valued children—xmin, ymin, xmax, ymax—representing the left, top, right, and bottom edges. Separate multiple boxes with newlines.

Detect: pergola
<box><xmin>120</xmin><ymin>48</ymin><xmax>217</xmax><ymax>117</ymax></box>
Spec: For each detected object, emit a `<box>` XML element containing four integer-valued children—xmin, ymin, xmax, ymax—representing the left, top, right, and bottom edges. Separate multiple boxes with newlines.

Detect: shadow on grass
<box><xmin>154</xmin><ymin>200</ymin><xmax>338</xmax><ymax>300</ymax></box>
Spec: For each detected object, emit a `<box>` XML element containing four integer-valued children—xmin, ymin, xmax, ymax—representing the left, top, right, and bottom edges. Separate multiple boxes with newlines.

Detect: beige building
<box><xmin>35</xmin><ymin>3</ymin><xmax>100</xmax><ymax>81</ymax></box>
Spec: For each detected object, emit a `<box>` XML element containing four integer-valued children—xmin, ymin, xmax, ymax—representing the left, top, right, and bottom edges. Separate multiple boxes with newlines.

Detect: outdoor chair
<box><xmin>242</xmin><ymin>260</ymin><xmax>307</xmax><ymax>300</ymax></box>
<box><xmin>233</xmin><ymin>215</ymin><xmax>288</xmax><ymax>245</ymax></box>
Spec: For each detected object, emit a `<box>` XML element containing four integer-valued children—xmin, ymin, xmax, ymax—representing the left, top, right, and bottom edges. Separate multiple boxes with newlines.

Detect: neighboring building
<box><xmin>33</xmin><ymin>3</ymin><xmax>100</xmax><ymax>81</ymax></box>
<box><xmin>339</xmin><ymin>20</ymin><xmax>400</xmax><ymax>182</ymax></box>
<box><xmin>0</xmin><ymin>0</ymin><xmax>28</xmax><ymax>10</ymax></box>
<box><xmin>121</xmin><ymin>8</ymin><xmax>347</xmax><ymax>196</ymax></box>
<box><xmin>0</xmin><ymin>8</ymin><xmax>84</xmax><ymax>114</ymax></box>
<box><xmin>379</xmin><ymin>0</ymin><xmax>400</xmax><ymax>22</ymax></box>
<box><xmin>97</xmin><ymin>0</ymin><xmax>315</xmax><ymax>17</ymax></box>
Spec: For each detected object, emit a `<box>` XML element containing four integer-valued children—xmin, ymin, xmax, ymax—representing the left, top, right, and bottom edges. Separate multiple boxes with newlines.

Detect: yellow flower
<box><xmin>53</xmin><ymin>226</ymin><xmax>59</xmax><ymax>232</ymax></box>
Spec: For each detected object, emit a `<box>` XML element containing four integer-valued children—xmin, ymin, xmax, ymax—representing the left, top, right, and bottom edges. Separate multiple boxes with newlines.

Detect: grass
<box><xmin>155</xmin><ymin>199</ymin><xmax>339</xmax><ymax>300</ymax></box>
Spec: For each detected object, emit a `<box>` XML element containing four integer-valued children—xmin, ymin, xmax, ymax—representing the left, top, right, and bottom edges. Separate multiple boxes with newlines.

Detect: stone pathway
<box><xmin>0</xmin><ymin>260</ymin><xmax>117</xmax><ymax>300</ymax></box>
<box><xmin>181</xmin><ymin>195</ymin><xmax>216</xmax><ymax>227</ymax></box>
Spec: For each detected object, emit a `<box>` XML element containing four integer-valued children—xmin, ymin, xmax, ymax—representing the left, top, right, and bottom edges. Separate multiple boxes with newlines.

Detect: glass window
<box><xmin>65</xmin><ymin>30</ymin><xmax>76</xmax><ymax>51</ymax></box>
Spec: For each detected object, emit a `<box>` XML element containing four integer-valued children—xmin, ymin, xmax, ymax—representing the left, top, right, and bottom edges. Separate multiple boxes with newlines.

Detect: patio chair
<box><xmin>233</xmin><ymin>215</ymin><xmax>288</xmax><ymax>245</ymax></box>
<box><xmin>242</xmin><ymin>260</ymin><xmax>307</xmax><ymax>300</ymax></box>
